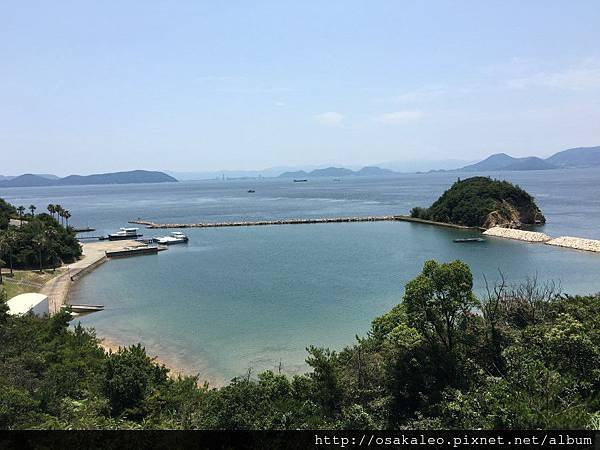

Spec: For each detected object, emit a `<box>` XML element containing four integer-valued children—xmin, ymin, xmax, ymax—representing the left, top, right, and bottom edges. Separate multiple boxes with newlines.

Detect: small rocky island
<box><xmin>410</xmin><ymin>176</ymin><xmax>545</xmax><ymax>228</ymax></box>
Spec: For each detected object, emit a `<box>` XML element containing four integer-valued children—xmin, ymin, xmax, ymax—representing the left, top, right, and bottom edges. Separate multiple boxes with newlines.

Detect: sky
<box><xmin>1</xmin><ymin>1</ymin><xmax>600</xmax><ymax>175</ymax></box>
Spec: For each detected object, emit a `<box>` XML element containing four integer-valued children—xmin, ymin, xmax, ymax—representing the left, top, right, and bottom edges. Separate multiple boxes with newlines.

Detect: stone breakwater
<box><xmin>484</xmin><ymin>227</ymin><xmax>600</xmax><ymax>253</ymax></box>
<box><xmin>130</xmin><ymin>216</ymin><xmax>397</xmax><ymax>228</ymax></box>
<box><xmin>546</xmin><ymin>236</ymin><xmax>600</xmax><ymax>253</ymax></box>
<box><xmin>483</xmin><ymin>227</ymin><xmax>551</xmax><ymax>242</ymax></box>
<box><xmin>129</xmin><ymin>215</ymin><xmax>477</xmax><ymax>230</ymax></box>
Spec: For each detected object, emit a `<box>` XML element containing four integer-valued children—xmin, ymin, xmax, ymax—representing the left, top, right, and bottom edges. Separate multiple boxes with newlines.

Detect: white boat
<box><xmin>107</xmin><ymin>227</ymin><xmax>142</xmax><ymax>241</ymax></box>
<box><xmin>155</xmin><ymin>231</ymin><xmax>189</xmax><ymax>245</ymax></box>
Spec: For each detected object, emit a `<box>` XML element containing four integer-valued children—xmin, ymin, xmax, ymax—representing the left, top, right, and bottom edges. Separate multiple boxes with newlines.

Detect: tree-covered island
<box><xmin>410</xmin><ymin>177</ymin><xmax>546</xmax><ymax>228</ymax></box>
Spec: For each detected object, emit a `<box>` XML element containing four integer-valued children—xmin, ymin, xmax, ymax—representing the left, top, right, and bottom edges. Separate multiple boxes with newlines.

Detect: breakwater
<box><xmin>129</xmin><ymin>215</ymin><xmax>477</xmax><ymax>229</ymax></box>
<box><xmin>483</xmin><ymin>227</ymin><xmax>551</xmax><ymax>242</ymax></box>
<box><xmin>546</xmin><ymin>236</ymin><xmax>600</xmax><ymax>253</ymax></box>
<box><xmin>484</xmin><ymin>227</ymin><xmax>600</xmax><ymax>253</ymax></box>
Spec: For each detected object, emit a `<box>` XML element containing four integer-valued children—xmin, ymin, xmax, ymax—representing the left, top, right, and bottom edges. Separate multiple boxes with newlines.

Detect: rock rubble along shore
<box><xmin>483</xmin><ymin>227</ymin><xmax>551</xmax><ymax>242</ymax></box>
<box><xmin>547</xmin><ymin>236</ymin><xmax>600</xmax><ymax>253</ymax></box>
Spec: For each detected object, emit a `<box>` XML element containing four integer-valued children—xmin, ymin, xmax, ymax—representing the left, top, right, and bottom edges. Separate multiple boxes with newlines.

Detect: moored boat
<box><xmin>107</xmin><ymin>227</ymin><xmax>143</xmax><ymax>241</ymax></box>
<box><xmin>453</xmin><ymin>238</ymin><xmax>486</xmax><ymax>243</ymax></box>
<box><xmin>155</xmin><ymin>231</ymin><xmax>189</xmax><ymax>245</ymax></box>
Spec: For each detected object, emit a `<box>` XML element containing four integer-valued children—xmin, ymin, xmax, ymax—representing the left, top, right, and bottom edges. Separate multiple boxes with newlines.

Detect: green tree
<box><xmin>32</xmin><ymin>224</ymin><xmax>48</xmax><ymax>273</ymax></box>
<box><xmin>47</xmin><ymin>204</ymin><xmax>56</xmax><ymax>219</ymax></box>
<box><xmin>16</xmin><ymin>206</ymin><xmax>25</xmax><ymax>225</ymax></box>
<box><xmin>0</xmin><ymin>229</ymin><xmax>17</xmax><ymax>276</ymax></box>
<box><xmin>63</xmin><ymin>210</ymin><xmax>71</xmax><ymax>228</ymax></box>
<box><xmin>305</xmin><ymin>346</ymin><xmax>342</xmax><ymax>418</ymax></box>
<box><xmin>102</xmin><ymin>344</ymin><xmax>169</xmax><ymax>418</ymax></box>
<box><xmin>403</xmin><ymin>260</ymin><xmax>478</xmax><ymax>354</ymax></box>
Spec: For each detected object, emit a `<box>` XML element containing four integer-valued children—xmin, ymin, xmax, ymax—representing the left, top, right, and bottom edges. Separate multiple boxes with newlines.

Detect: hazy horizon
<box><xmin>2</xmin><ymin>1</ymin><xmax>599</xmax><ymax>175</ymax></box>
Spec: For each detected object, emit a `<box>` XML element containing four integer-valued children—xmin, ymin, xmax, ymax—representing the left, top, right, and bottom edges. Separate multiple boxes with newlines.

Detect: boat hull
<box><xmin>108</xmin><ymin>234</ymin><xmax>143</xmax><ymax>241</ymax></box>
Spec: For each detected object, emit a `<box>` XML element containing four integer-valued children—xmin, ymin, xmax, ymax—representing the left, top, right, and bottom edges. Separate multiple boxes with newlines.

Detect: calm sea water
<box><xmin>2</xmin><ymin>169</ymin><xmax>600</xmax><ymax>382</ymax></box>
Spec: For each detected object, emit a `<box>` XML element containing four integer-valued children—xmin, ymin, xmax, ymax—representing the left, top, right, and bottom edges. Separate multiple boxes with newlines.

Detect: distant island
<box><xmin>410</xmin><ymin>176</ymin><xmax>545</xmax><ymax>228</ymax></box>
<box><xmin>455</xmin><ymin>146</ymin><xmax>600</xmax><ymax>172</ymax></box>
<box><xmin>0</xmin><ymin>170</ymin><xmax>177</xmax><ymax>188</ymax></box>
<box><xmin>279</xmin><ymin>166</ymin><xmax>397</xmax><ymax>178</ymax></box>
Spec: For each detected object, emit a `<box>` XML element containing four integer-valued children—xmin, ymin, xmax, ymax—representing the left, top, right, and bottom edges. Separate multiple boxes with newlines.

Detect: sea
<box><xmin>2</xmin><ymin>168</ymin><xmax>600</xmax><ymax>383</ymax></box>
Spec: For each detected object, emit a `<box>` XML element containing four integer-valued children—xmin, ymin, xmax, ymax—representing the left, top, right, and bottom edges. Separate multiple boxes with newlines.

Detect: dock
<box><xmin>129</xmin><ymin>215</ymin><xmax>478</xmax><ymax>230</ymax></box>
<box><xmin>74</xmin><ymin>227</ymin><xmax>96</xmax><ymax>233</ymax></box>
<box><xmin>105</xmin><ymin>245</ymin><xmax>167</xmax><ymax>258</ymax></box>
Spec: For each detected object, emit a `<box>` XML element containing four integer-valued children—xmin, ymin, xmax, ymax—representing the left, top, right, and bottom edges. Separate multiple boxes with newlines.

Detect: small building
<box><xmin>8</xmin><ymin>218</ymin><xmax>24</xmax><ymax>227</ymax></box>
<box><xmin>7</xmin><ymin>293</ymin><xmax>49</xmax><ymax>317</ymax></box>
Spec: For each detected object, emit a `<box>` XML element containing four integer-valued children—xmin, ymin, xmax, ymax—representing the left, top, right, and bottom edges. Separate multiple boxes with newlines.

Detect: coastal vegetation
<box><xmin>0</xmin><ymin>198</ymin><xmax>81</xmax><ymax>279</ymax></box>
<box><xmin>410</xmin><ymin>177</ymin><xmax>546</xmax><ymax>228</ymax></box>
<box><xmin>1</xmin><ymin>259</ymin><xmax>598</xmax><ymax>430</ymax></box>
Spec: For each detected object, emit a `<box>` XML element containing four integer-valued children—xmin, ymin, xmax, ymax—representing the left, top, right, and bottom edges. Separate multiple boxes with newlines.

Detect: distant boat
<box><xmin>108</xmin><ymin>227</ymin><xmax>142</xmax><ymax>241</ymax></box>
<box><xmin>293</xmin><ymin>179</ymin><xmax>308</xmax><ymax>182</ymax></box>
<box><xmin>247</xmin><ymin>189</ymin><xmax>255</xmax><ymax>193</ymax></box>
<box><xmin>453</xmin><ymin>238</ymin><xmax>486</xmax><ymax>243</ymax></box>
<box><xmin>155</xmin><ymin>231</ymin><xmax>189</xmax><ymax>245</ymax></box>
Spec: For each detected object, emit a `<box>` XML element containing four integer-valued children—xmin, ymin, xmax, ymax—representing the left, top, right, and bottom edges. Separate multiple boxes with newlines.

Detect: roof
<box><xmin>6</xmin><ymin>293</ymin><xmax>48</xmax><ymax>315</ymax></box>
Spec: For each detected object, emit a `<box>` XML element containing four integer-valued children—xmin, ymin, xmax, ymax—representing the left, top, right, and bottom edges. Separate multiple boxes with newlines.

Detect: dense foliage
<box><xmin>410</xmin><ymin>177</ymin><xmax>546</xmax><ymax>228</ymax></box>
<box><xmin>0</xmin><ymin>198</ymin><xmax>81</xmax><ymax>272</ymax></box>
<box><xmin>1</xmin><ymin>260</ymin><xmax>598</xmax><ymax>430</ymax></box>
<box><xmin>0</xmin><ymin>199</ymin><xmax>16</xmax><ymax>230</ymax></box>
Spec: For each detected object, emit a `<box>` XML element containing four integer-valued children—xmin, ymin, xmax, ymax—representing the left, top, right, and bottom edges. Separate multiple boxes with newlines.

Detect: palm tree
<box><xmin>5</xmin><ymin>229</ymin><xmax>16</xmax><ymax>276</ymax></box>
<box><xmin>32</xmin><ymin>227</ymin><xmax>47</xmax><ymax>273</ymax></box>
<box><xmin>63</xmin><ymin>210</ymin><xmax>71</xmax><ymax>228</ymax></box>
<box><xmin>56</xmin><ymin>205</ymin><xmax>64</xmax><ymax>225</ymax></box>
<box><xmin>47</xmin><ymin>204</ymin><xmax>56</xmax><ymax>219</ymax></box>
<box><xmin>17</xmin><ymin>206</ymin><xmax>25</xmax><ymax>225</ymax></box>
<box><xmin>45</xmin><ymin>228</ymin><xmax>59</xmax><ymax>272</ymax></box>
<box><xmin>29</xmin><ymin>204</ymin><xmax>36</xmax><ymax>217</ymax></box>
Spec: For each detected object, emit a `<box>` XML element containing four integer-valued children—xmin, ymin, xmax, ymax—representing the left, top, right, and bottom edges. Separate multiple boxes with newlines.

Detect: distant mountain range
<box><xmin>3</xmin><ymin>146</ymin><xmax>597</xmax><ymax>187</ymax></box>
<box><xmin>0</xmin><ymin>174</ymin><xmax>58</xmax><ymax>181</ymax></box>
<box><xmin>457</xmin><ymin>146</ymin><xmax>600</xmax><ymax>172</ymax></box>
<box><xmin>0</xmin><ymin>170</ymin><xmax>177</xmax><ymax>188</ymax></box>
<box><xmin>279</xmin><ymin>166</ymin><xmax>397</xmax><ymax>178</ymax></box>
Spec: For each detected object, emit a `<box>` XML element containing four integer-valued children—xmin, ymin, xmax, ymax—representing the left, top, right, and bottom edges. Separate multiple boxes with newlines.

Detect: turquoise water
<box><xmin>2</xmin><ymin>170</ymin><xmax>600</xmax><ymax>382</ymax></box>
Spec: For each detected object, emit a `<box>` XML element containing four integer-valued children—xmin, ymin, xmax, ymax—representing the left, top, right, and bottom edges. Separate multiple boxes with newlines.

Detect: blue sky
<box><xmin>1</xmin><ymin>1</ymin><xmax>599</xmax><ymax>175</ymax></box>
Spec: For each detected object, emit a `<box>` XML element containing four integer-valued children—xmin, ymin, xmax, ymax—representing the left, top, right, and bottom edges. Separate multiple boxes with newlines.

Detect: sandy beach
<box><xmin>98</xmin><ymin>336</ymin><xmax>222</xmax><ymax>387</ymax></box>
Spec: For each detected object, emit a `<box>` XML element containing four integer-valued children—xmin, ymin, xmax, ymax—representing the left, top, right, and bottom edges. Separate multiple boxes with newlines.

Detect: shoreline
<box><xmin>43</xmin><ymin>240</ymin><xmax>146</xmax><ymax>314</ymax></box>
<box><xmin>51</xmin><ymin>239</ymin><xmax>223</xmax><ymax>387</ymax></box>
<box><xmin>97</xmin><ymin>336</ymin><xmax>222</xmax><ymax>386</ymax></box>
